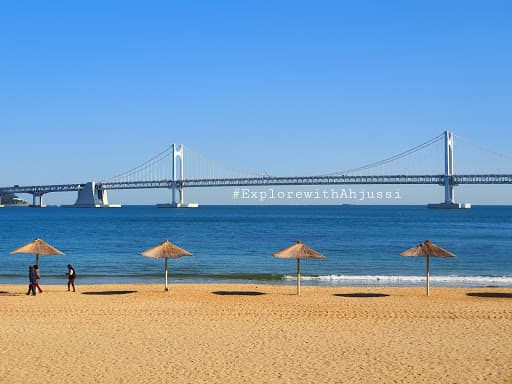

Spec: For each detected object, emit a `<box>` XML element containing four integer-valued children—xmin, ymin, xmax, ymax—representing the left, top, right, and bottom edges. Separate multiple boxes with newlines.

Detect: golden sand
<box><xmin>1</xmin><ymin>284</ymin><xmax>511</xmax><ymax>384</ymax></box>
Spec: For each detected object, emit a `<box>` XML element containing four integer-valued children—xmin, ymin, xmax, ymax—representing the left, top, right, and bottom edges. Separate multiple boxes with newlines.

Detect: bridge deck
<box><xmin>1</xmin><ymin>174</ymin><xmax>512</xmax><ymax>195</ymax></box>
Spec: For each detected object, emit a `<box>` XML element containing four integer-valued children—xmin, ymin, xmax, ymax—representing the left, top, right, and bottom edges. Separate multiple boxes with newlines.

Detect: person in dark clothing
<box><xmin>66</xmin><ymin>264</ymin><xmax>76</xmax><ymax>292</ymax></box>
<box><xmin>26</xmin><ymin>265</ymin><xmax>36</xmax><ymax>296</ymax></box>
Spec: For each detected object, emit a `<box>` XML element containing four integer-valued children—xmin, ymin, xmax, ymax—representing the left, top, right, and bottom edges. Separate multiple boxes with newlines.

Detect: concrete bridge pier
<box><xmin>30</xmin><ymin>193</ymin><xmax>46</xmax><ymax>208</ymax></box>
<box><xmin>64</xmin><ymin>182</ymin><xmax>121</xmax><ymax>208</ymax></box>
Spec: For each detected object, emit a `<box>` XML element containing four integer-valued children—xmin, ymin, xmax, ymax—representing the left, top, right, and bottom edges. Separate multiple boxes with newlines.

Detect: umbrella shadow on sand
<box><xmin>334</xmin><ymin>293</ymin><xmax>390</xmax><ymax>298</ymax></box>
<box><xmin>81</xmin><ymin>290</ymin><xmax>137</xmax><ymax>296</ymax></box>
<box><xmin>466</xmin><ymin>292</ymin><xmax>512</xmax><ymax>299</ymax></box>
<box><xmin>212</xmin><ymin>291</ymin><xmax>266</xmax><ymax>296</ymax></box>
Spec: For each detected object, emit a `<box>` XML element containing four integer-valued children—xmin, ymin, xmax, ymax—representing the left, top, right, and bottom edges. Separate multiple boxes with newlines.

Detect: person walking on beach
<box><xmin>26</xmin><ymin>265</ymin><xmax>36</xmax><ymax>296</ymax></box>
<box><xmin>33</xmin><ymin>265</ymin><xmax>43</xmax><ymax>293</ymax></box>
<box><xmin>66</xmin><ymin>264</ymin><xmax>76</xmax><ymax>292</ymax></box>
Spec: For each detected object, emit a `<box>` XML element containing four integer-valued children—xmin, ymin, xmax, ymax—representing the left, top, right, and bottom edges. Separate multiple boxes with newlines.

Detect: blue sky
<box><xmin>1</xmin><ymin>1</ymin><xmax>511</xmax><ymax>205</ymax></box>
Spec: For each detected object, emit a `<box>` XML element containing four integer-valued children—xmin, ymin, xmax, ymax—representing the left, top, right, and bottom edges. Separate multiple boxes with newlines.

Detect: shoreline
<box><xmin>1</xmin><ymin>275</ymin><xmax>511</xmax><ymax>288</ymax></box>
<box><xmin>0</xmin><ymin>278</ymin><xmax>512</xmax><ymax>290</ymax></box>
<box><xmin>3</xmin><ymin>282</ymin><xmax>512</xmax><ymax>295</ymax></box>
<box><xmin>3</xmin><ymin>282</ymin><xmax>512</xmax><ymax>294</ymax></box>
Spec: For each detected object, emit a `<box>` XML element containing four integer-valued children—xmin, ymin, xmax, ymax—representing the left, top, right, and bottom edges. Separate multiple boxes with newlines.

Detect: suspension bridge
<box><xmin>1</xmin><ymin>131</ymin><xmax>511</xmax><ymax>208</ymax></box>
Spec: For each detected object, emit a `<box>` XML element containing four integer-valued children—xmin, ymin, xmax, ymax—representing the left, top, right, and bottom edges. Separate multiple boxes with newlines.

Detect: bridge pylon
<box><xmin>428</xmin><ymin>131</ymin><xmax>471</xmax><ymax>209</ymax></box>
<box><xmin>157</xmin><ymin>144</ymin><xmax>198</xmax><ymax>208</ymax></box>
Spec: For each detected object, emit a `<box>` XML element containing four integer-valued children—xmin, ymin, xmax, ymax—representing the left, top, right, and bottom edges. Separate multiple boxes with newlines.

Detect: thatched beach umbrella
<box><xmin>10</xmin><ymin>238</ymin><xmax>64</xmax><ymax>266</ymax></box>
<box><xmin>272</xmin><ymin>240</ymin><xmax>326</xmax><ymax>295</ymax></box>
<box><xmin>140</xmin><ymin>240</ymin><xmax>193</xmax><ymax>291</ymax></box>
<box><xmin>400</xmin><ymin>240</ymin><xmax>455</xmax><ymax>296</ymax></box>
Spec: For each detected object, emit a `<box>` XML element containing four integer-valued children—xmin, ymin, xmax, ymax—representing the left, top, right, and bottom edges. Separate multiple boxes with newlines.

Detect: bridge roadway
<box><xmin>1</xmin><ymin>174</ymin><xmax>512</xmax><ymax>196</ymax></box>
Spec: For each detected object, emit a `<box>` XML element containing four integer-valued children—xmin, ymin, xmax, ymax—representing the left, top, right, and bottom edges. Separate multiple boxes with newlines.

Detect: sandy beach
<box><xmin>0</xmin><ymin>284</ymin><xmax>511</xmax><ymax>384</ymax></box>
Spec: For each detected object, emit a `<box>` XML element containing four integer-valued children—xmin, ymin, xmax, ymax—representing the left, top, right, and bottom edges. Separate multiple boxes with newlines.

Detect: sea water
<box><xmin>0</xmin><ymin>205</ymin><xmax>511</xmax><ymax>287</ymax></box>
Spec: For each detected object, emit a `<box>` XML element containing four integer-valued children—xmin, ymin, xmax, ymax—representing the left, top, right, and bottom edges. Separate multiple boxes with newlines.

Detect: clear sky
<box><xmin>1</xmin><ymin>1</ymin><xmax>511</xmax><ymax>205</ymax></box>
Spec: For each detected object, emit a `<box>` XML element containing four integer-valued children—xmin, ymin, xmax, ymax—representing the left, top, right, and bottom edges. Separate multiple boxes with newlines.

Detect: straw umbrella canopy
<box><xmin>400</xmin><ymin>240</ymin><xmax>455</xmax><ymax>296</ymax></box>
<box><xmin>272</xmin><ymin>240</ymin><xmax>326</xmax><ymax>295</ymax></box>
<box><xmin>10</xmin><ymin>238</ymin><xmax>64</xmax><ymax>266</ymax></box>
<box><xmin>140</xmin><ymin>240</ymin><xmax>193</xmax><ymax>291</ymax></box>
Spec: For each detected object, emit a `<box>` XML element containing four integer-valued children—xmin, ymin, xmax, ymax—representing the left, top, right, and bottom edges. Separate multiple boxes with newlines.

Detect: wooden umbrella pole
<box><xmin>36</xmin><ymin>254</ymin><xmax>39</xmax><ymax>266</ymax></box>
<box><xmin>164</xmin><ymin>257</ymin><xmax>169</xmax><ymax>291</ymax></box>
<box><xmin>297</xmin><ymin>258</ymin><xmax>301</xmax><ymax>295</ymax></box>
<box><xmin>426</xmin><ymin>255</ymin><xmax>430</xmax><ymax>296</ymax></box>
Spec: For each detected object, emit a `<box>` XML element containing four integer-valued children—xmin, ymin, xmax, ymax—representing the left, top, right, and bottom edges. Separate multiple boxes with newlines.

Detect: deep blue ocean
<box><xmin>0</xmin><ymin>205</ymin><xmax>511</xmax><ymax>287</ymax></box>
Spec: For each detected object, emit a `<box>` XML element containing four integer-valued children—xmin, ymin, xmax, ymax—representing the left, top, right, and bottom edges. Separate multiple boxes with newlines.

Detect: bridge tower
<box><xmin>428</xmin><ymin>131</ymin><xmax>471</xmax><ymax>209</ymax></box>
<box><xmin>444</xmin><ymin>130</ymin><xmax>455</xmax><ymax>204</ymax></box>
<box><xmin>157</xmin><ymin>144</ymin><xmax>198</xmax><ymax>208</ymax></box>
<box><xmin>172</xmin><ymin>144</ymin><xmax>184</xmax><ymax>206</ymax></box>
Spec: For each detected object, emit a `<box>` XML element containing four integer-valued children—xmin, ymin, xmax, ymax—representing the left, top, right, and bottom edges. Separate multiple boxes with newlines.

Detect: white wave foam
<box><xmin>283</xmin><ymin>275</ymin><xmax>512</xmax><ymax>286</ymax></box>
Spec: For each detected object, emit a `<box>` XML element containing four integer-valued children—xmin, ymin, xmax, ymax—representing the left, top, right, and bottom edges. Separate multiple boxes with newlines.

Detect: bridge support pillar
<box><xmin>157</xmin><ymin>144</ymin><xmax>199</xmax><ymax>208</ymax></box>
<box><xmin>428</xmin><ymin>131</ymin><xmax>471</xmax><ymax>209</ymax></box>
<box><xmin>29</xmin><ymin>193</ymin><xmax>46</xmax><ymax>208</ymax></box>
<box><xmin>64</xmin><ymin>182</ymin><xmax>121</xmax><ymax>208</ymax></box>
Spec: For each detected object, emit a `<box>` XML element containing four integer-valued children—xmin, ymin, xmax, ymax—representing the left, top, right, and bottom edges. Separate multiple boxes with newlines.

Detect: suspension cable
<box><xmin>184</xmin><ymin>145</ymin><xmax>265</xmax><ymax>178</ymax></box>
<box><xmin>103</xmin><ymin>132</ymin><xmax>454</xmax><ymax>183</ymax></box>
<box><xmin>104</xmin><ymin>145</ymin><xmax>172</xmax><ymax>182</ymax></box>
<box><xmin>322</xmin><ymin>133</ymin><xmax>445</xmax><ymax>176</ymax></box>
<box><xmin>454</xmin><ymin>134</ymin><xmax>512</xmax><ymax>161</ymax></box>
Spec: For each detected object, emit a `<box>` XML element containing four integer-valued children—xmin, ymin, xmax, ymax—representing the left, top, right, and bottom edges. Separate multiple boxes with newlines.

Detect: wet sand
<box><xmin>1</xmin><ymin>284</ymin><xmax>511</xmax><ymax>383</ymax></box>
